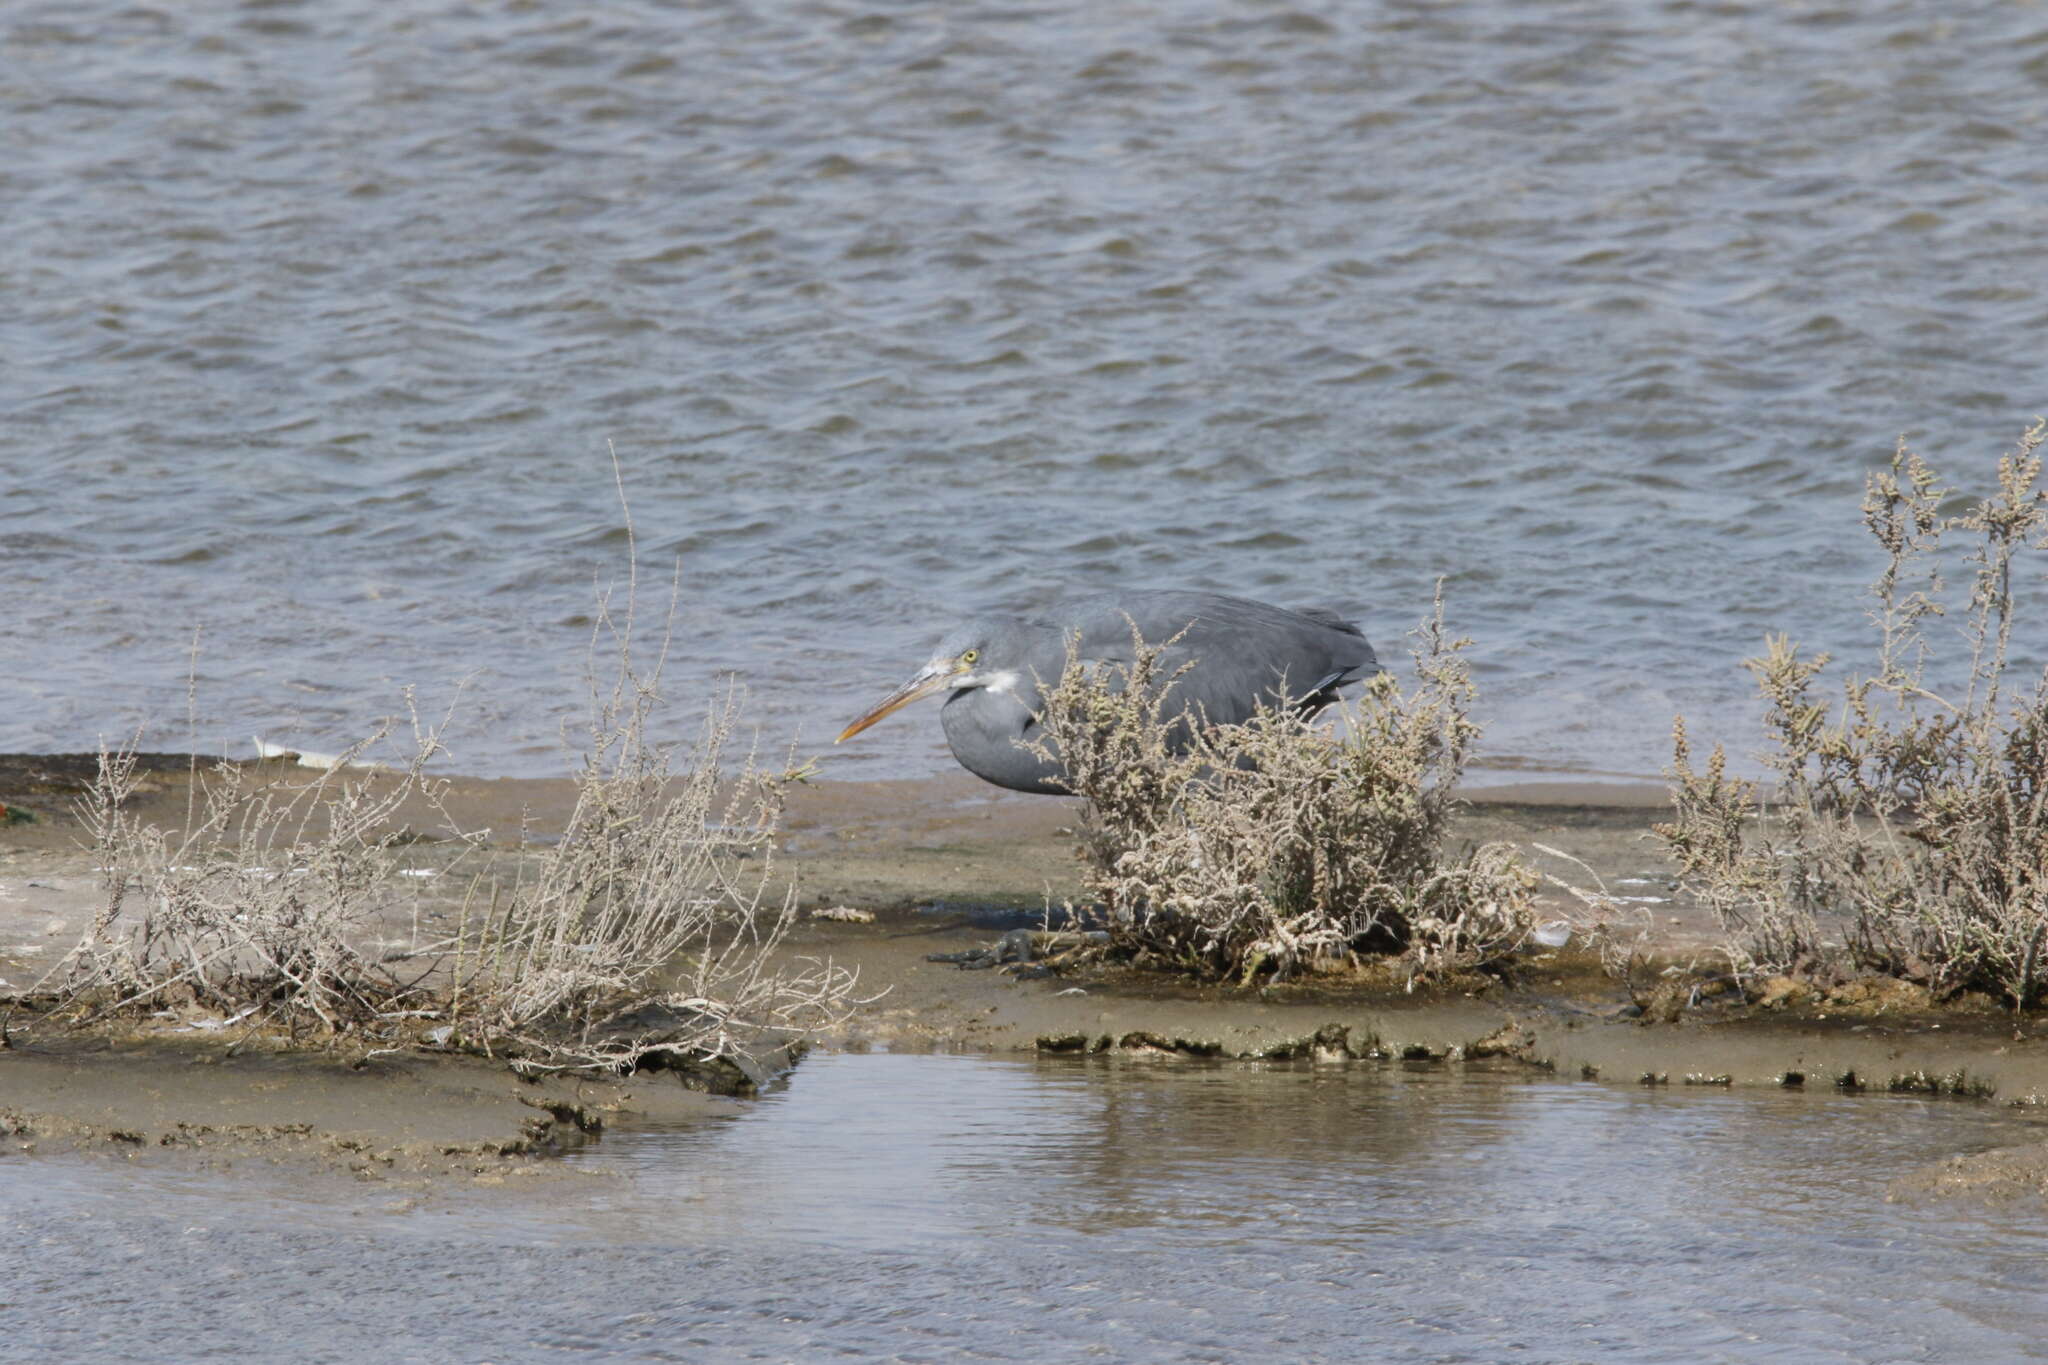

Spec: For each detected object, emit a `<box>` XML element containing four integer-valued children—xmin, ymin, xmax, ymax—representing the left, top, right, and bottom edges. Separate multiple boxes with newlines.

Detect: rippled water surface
<box><xmin>5</xmin><ymin>0</ymin><xmax>2046</xmax><ymax>778</ymax></box>
<box><xmin>9</xmin><ymin>1054</ymin><xmax>2048</xmax><ymax>1362</ymax></box>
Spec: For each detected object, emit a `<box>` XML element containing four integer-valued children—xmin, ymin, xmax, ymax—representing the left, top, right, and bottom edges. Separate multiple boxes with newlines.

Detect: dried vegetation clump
<box><xmin>1660</xmin><ymin>421</ymin><xmax>2048</xmax><ymax>1008</ymax></box>
<box><xmin>57</xmin><ymin>708</ymin><xmax>453</xmax><ymax>1041</ymax></box>
<box><xmin>447</xmin><ymin>607</ymin><xmax>857</xmax><ymax>1074</ymax></box>
<box><xmin>1030</xmin><ymin>596</ymin><xmax>1538</xmax><ymax>985</ymax></box>
<box><xmin>28</xmin><ymin>581</ymin><xmax>857</xmax><ymax>1080</ymax></box>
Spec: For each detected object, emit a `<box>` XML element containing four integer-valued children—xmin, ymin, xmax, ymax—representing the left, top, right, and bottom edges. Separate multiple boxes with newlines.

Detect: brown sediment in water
<box><xmin>7</xmin><ymin>752</ymin><xmax>2048</xmax><ymax>1198</ymax></box>
<box><xmin>1891</xmin><ymin>1139</ymin><xmax>2048</xmax><ymax>1206</ymax></box>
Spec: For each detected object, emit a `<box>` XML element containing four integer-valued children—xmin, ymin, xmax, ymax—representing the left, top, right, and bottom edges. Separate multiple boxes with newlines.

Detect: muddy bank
<box><xmin>780</xmin><ymin>906</ymin><xmax>2048</xmax><ymax>1203</ymax></box>
<box><xmin>0</xmin><ymin>750</ymin><xmax>1709</xmax><ymax>995</ymax></box>
<box><xmin>775</xmin><ymin>902</ymin><xmax>2048</xmax><ymax>1096</ymax></box>
<box><xmin>9</xmin><ymin>752</ymin><xmax>2048</xmax><ymax>1198</ymax></box>
<box><xmin>1894</xmin><ymin>1140</ymin><xmax>2048</xmax><ymax>1206</ymax></box>
<box><xmin>1</xmin><ymin>1034</ymin><xmax>735</xmax><ymax>1189</ymax></box>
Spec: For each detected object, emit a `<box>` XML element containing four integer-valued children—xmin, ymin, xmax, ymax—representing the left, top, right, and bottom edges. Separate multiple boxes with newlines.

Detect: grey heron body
<box><xmin>837</xmin><ymin>590</ymin><xmax>1380</xmax><ymax>794</ymax></box>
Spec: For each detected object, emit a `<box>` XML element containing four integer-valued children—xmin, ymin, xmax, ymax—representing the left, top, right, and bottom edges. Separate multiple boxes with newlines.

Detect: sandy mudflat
<box><xmin>8</xmin><ymin>752</ymin><xmax>2048</xmax><ymax>1197</ymax></box>
<box><xmin>1</xmin><ymin>1035</ymin><xmax>731</xmax><ymax>1184</ymax></box>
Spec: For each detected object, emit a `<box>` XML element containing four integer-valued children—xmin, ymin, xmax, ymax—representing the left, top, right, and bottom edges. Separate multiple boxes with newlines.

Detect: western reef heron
<box><xmin>835</xmin><ymin>590</ymin><xmax>1380</xmax><ymax>794</ymax></box>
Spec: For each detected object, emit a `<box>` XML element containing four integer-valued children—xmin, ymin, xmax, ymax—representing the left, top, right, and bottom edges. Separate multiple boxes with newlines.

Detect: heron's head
<box><xmin>835</xmin><ymin>625</ymin><xmax>1012</xmax><ymax>742</ymax></box>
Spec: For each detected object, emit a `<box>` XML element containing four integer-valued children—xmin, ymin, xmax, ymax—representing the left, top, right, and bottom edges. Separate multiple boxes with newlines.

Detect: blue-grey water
<box><xmin>5</xmin><ymin>0</ymin><xmax>2045</xmax><ymax>781</ymax></box>
<box><xmin>8</xmin><ymin>1054</ymin><xmax>2048</xmax><ymax>1362</ymax></box>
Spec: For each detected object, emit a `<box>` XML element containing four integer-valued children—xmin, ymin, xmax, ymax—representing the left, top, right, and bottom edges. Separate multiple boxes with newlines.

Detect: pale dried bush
<box><xmin>1659</xmin><ymin>421</ymin><xmax>2048</xmax><ymax>1006</ymax></box>
<box><xmin>39</xmin><ymin>576</ymin><xmax>857</xmax><ymax>1076</ymax></box>
<box><xmin>447</xmin><ymin>580</ymin><xmax>858</xmax><ymax>1073</ymax></box>
<box><xmin>48</xmin><ymin>706</ymin><xmax>459</xmax><ymax>1038</ymax></box>
<box><xmin>1031</xmin><ymin>596</ymin><xmax>1538</xmax><ymax>984</ymax></box>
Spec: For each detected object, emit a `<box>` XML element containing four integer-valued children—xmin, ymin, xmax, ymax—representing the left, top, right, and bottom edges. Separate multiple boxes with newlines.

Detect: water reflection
<box><xmin>1008</xmin><ymin>1061</ymin><xmax>1533</xmax><ymax>1240</ymax></box>
<box><xmin>11</xmin><ymin>1054</ymin><xmax>2048</xmax><ymax>1361</ymax></box>
<box><xmin>586</xmin><ymin>1054</ymin><xmax>2048</xmax><ymax>1254</ymax></box>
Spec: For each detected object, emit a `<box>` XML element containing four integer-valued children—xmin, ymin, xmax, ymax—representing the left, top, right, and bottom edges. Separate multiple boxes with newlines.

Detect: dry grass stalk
<box><xmin>50</xmin><ymin>703</ymin><xmax>458</xmax><ymax>1039</ymax></box>
<box><xmin>1030</xmin><ymin>593</ymin><xmax>1537</xmax><ymax>984</ymax></box>
<box><xmin>1527</xmin><ymin>842</ymin><xmax>1660</xmax><ymax>986</ymax></box>
<box><xmin>448</xmin><ymin>588</ymin><xmax>859</xmax><ymax>1071</ymax></box>
<box><xmin>431</xmin><ymin>477</ymin><xmax>861</xmax><ymax>1074</ymax></box>
<box><xmin>1659</xmin><ymin>420</ymin><xmax>2048</xmax><ymax>1006</ymax></box>
<box><xmin>39</xmin><ymin>574</ymin><xmax>858</xmax><ymax>1075</ymax></box>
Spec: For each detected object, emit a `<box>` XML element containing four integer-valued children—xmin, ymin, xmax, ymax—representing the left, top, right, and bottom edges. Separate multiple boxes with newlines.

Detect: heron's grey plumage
<box><xmin>840</xmin><ymin>590</ymin><xmax>1381</xmax><ymax>795</ymax></box>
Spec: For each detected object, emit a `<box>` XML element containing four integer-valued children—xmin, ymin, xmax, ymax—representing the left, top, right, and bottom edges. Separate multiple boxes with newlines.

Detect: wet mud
<box><xmin>8</xmin><ymin>753</ymin><xmax>2048</xmax><ymax>1199</ymax></box>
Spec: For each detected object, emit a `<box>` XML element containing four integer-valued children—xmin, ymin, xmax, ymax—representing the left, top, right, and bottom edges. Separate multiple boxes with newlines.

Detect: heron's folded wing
<box><xmin>1290</xmin><ymin>605</ymin><xmax>1366</xmax><ymax>638</ymax></box>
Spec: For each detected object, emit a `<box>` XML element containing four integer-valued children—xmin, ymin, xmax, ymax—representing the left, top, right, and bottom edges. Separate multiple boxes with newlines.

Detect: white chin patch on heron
<box><xmin>981</xmin><ymin>669</ymin><xmax>1023</xmax><ymax>696</ymax></box>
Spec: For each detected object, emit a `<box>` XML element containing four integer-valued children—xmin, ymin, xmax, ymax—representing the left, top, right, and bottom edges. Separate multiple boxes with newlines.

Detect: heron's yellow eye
<box><xmin>961</xmin><ymin>649</ymin><xmax>979</xmax><ymax>666</ymax></box>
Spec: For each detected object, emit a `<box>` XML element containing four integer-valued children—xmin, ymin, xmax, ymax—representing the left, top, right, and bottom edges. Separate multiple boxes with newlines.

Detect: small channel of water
<box><xmin>8</xmin><ymin>1053</ymin><xmax>2048</xmax><ymax>1362</ymax></box>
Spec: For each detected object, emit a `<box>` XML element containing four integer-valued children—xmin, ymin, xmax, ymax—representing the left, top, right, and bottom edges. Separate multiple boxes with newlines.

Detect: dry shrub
<box><xmin>447</xmin><ymin>582</ymin><xmax>858</xmax><ymax>1073</ymax></box>
<box><xmin>1659</xmin><ymin>420</ymin><xmax>2048</xmax><ymax>1006</ymax></box>
<box><xmin>1031</xmin><ymin>595</ymin><xmax>1537</xmax><ymax>984</ymax></box>
<box><xmin>38</xmin><ymin>580</ymin><xmax>858</xmax><ymax>1076</ymax></box>
<box><xmin>50</xmin><ymin>708</ymin><xmax>456</xmax><ymax>1038</ymax></box>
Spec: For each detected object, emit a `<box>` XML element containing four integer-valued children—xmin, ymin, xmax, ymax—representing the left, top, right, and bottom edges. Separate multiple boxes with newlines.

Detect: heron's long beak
<box><xmin>836</xmin><ymin>663</ymin><xmax>957</xmax><ymax>742</ymax></box>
